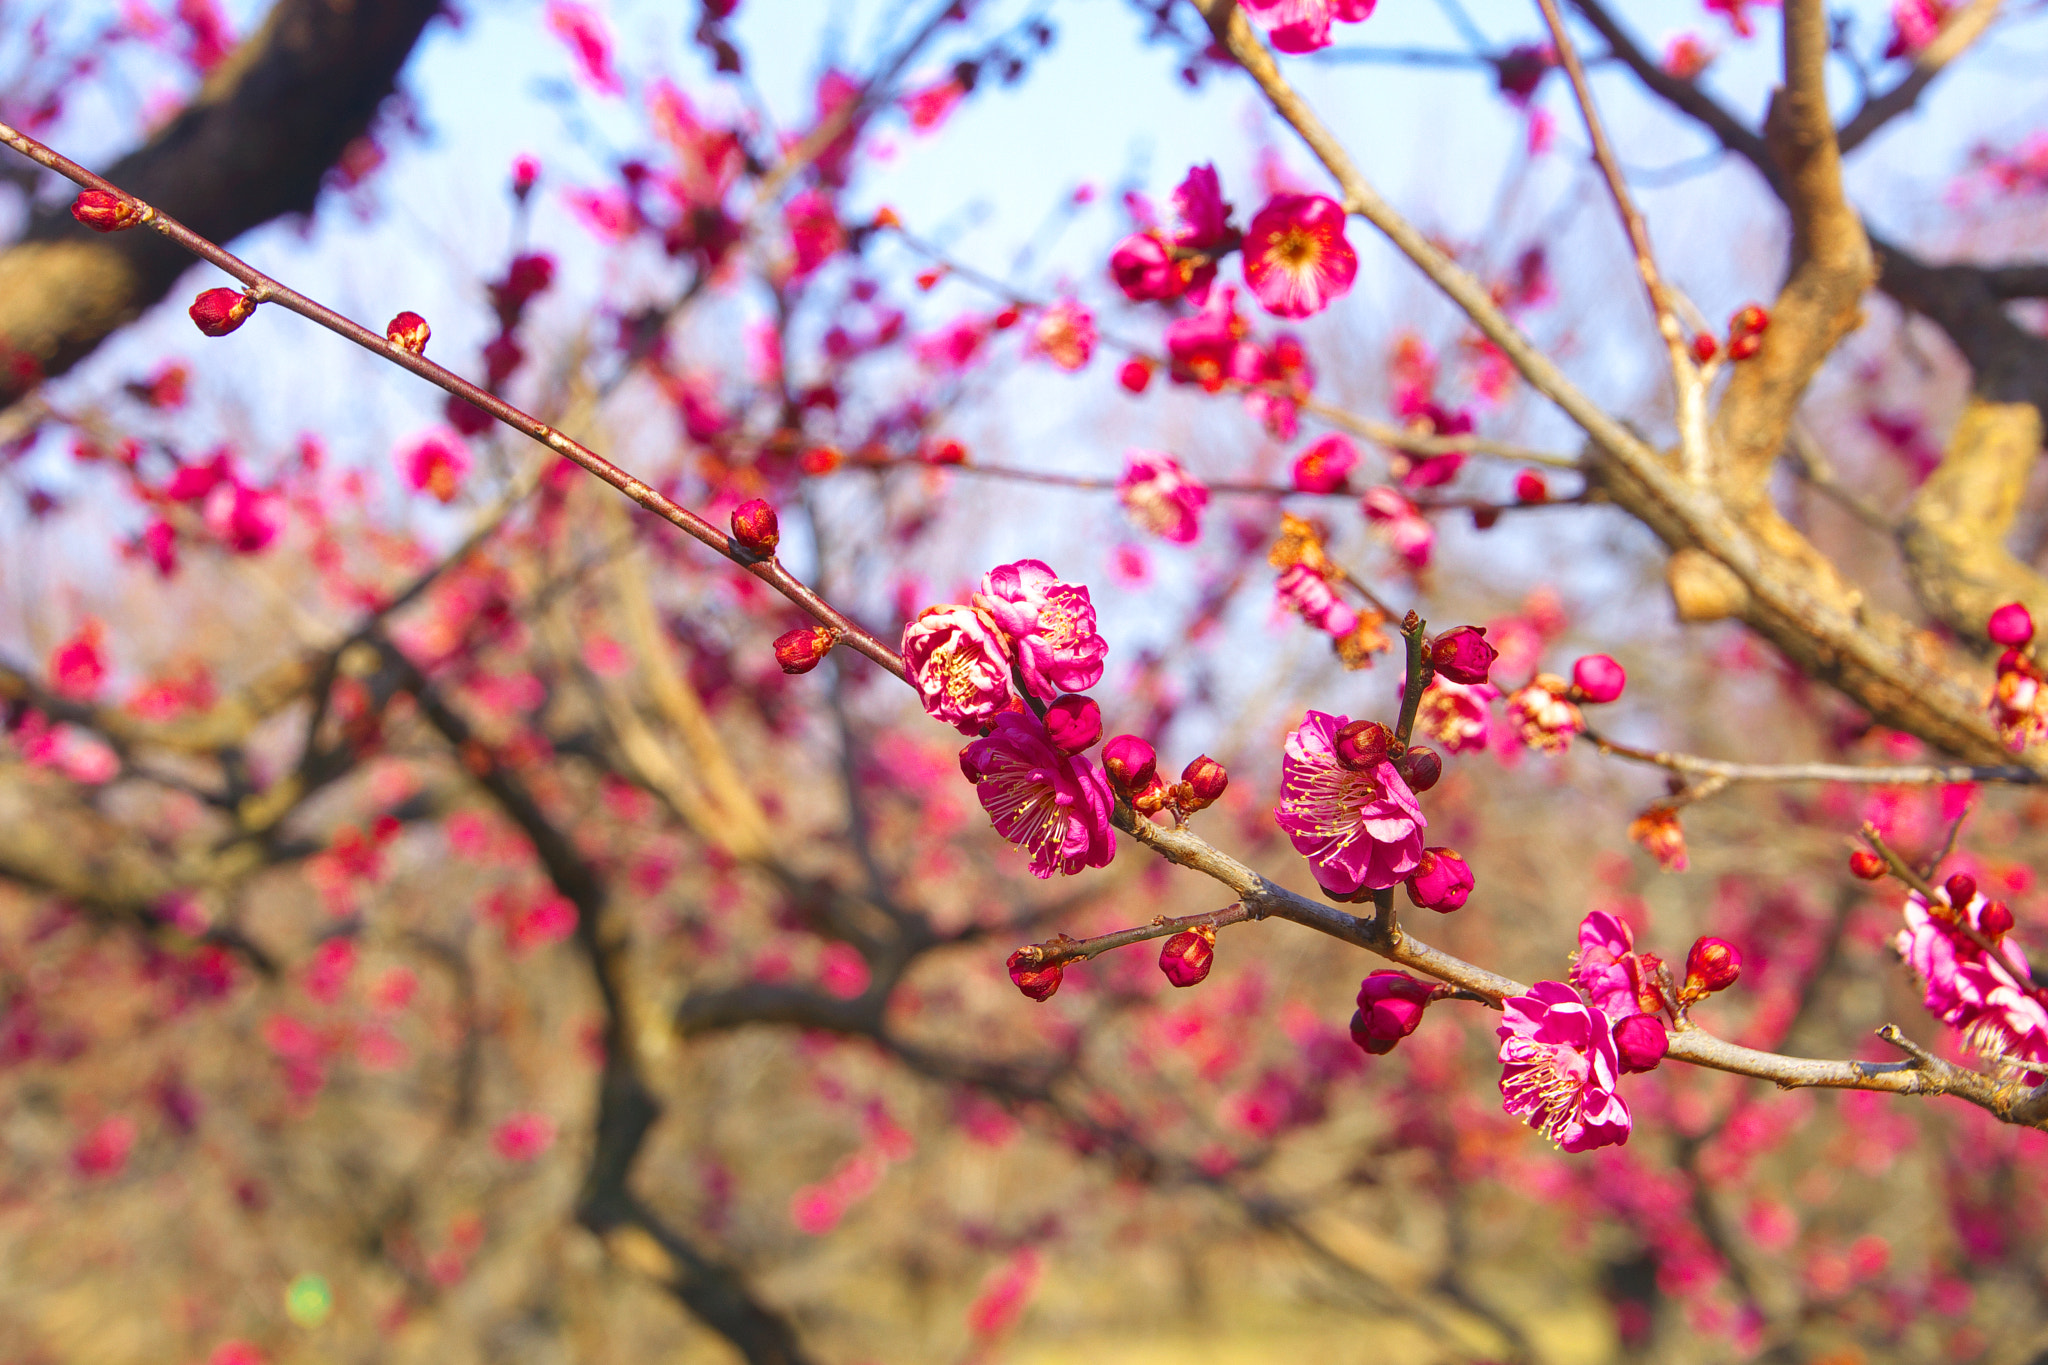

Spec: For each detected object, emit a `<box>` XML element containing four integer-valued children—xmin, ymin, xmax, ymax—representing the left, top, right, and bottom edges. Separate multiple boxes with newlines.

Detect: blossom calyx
<box><xmin>1683</xmin><ymin>936</ymin><xmax>1742</xmax><ymax>996</ymax></box>
<box><xmin>1570</xmin><ymin>654</ymin><xmax>1627</xmax><ymax>704</ymax></box>
<box><xmin>1612</xmin><ymin>1013</ymin><xmax>1668</xmax><ymax>1074</ymax></box>
<box><xmin>1007</xmin><ymin>948</ymin><xmax>1062</xmax><ymax>1002</ymax></box>
<box><xmin>1989</xmin><ymin>601</ymin><xmax>2035</xmax><ymax>648</ymax></box>
<box><xmin>1395</xmin><ymin>745</ymin><xmax>1442</xmax><ymax>793</ymax></box>
<box><xmin>386</xmin><ymin>311</ymin><xmax>431</xmax><ymax>355</ymax></box>
<box><xmin>1351</xmin><ymin>970</ymin><xmax>1436</xmax><ymax>1055</ymax></box>
<box><xmin>71</xmin><ymin>190</ymin><xmax>149</xmax><ymax>232</ymax></box>
<box><xmin>1427</xmin><ymin>626</ymin><xmax>1496</xmax><ymax>686</ymax></box>
<box><xmin>189</xmin><ymin>287</ymin><xmax>256</xmax><ymax>337</ymax></box>
<box><xmin>1102</xmin><ymin>734</ymin><xmax>1158</xmax><ymax>796</ymax></box>
<box><xmin>1331</xmin><ymin>719</ymin><xmax>1391</xmax><ymax>771</ymax></box>
<box><xmin>1849</xmin><ymin>849</ymin><xmax>1886</xmax><ymax>880</ymax></box>
<box><xmin>1043</xmin><ymin>694</ymin><xmax>1102</xmax><ymax>755</ymax></box>
<box><xmin>1177</xmin><ymin>755</ymin><xmax>1228</xmax><ymax>812</ymax></box>
<box><xmin>774</xmin><ymin>625</ymin><xmax>837</xmax><ymax>674</ymax></box>
<box><xmin>730</xmin><ymin>499</ymin><xmax>781</xmax><ymax>557</ymax></box>
<box><xmin>1159</xmin><ymin>925</ymin><xmax>1216</xmax><ymax>988</ymax></box>
<box><xmin>1404</xmin><ymin>847</ymin><xmax>1473</xmax><ymax>913</ymax></box>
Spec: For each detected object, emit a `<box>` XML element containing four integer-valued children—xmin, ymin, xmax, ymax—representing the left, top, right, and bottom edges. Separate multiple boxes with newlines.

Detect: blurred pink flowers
<box><xmin>1118</xmin><ymin>450</ymin><xmax>1210</xmax><ymax>544</ymax></box>
<box><xmin>1240</xmin><ymin>0</ymin><xmax>1379</xmax><ymax>54</ymax></box>
<box><xmin>1242</xmin><ymin>193</ymin><xmax>1357</xmax><ymax>317</ymax></box>
<box><xmin>1895</xmin><ymin>890</ymin><xmax>2048</xmax><ymax>1068</ymax></box>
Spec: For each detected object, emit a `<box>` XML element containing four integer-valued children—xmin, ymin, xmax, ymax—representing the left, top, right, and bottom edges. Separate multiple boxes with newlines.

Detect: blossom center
<box><xmin>1280</xmin><ymin>759</ymin><xmax>1386</xmax><ymax>840</ymax></box>
<box><xmin>1273</xmin><ymin>226</ymin><xmax>1321</xmax><ymax>271</ymax></box>
<box><xmin>1503</xmin><ymin>1050</ymin><xmax>1584</xmax><ymax>1147</ymax></box>
<box><xmin>976</xmin><ymin>754</ymin><xmax>1069</xmax><ymax>857</ymax></box>
<box><xmin>1037</xmin><ymin>593</ymin><xmax>1083</xmax><ymax>649</ymax></box>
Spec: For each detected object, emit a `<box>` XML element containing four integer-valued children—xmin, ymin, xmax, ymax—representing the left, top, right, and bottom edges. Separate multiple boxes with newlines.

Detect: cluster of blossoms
<box><xmin>1893</xmin><ymin>870</ymin><xmax>2048</xmax><ymax>1072</ymax></box>
<box><xmin>1239</xmin><ymin>0</ymin><xmax>1378</xmax><ymax>55</ymax></box>
<box><xmin>1112</xmin><ymin>164</ymin><xmax>1358</xmax><ymax>321</ymax></box>
<box><xmin>1986</xmin><ymin>602</ymin><xmax>2048</xmax><ymax>750</ymax></box>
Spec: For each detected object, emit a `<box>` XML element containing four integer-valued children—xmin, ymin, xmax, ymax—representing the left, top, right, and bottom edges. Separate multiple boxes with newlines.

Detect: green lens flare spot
<box><xmin>286</xmin><ymin>1272</ymin><xmax>333</xmax><ymax>1328</ymax></box>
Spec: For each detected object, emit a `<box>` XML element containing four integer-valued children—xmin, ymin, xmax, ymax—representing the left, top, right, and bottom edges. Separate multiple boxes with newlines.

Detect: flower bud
<box><xmin>1571</xmin><ymin>654</ymin><xmax>1627</xmax><ymax>704</ymax></box>
<box><xmin>1404</xmin><ymin>847</ymin><xmax>1473</xmax><ymax>913</ymax></box>
<box><xmin>1690</xmin><ymin>332</ymin><xmax>1718</xmax><ymax>364</ymax></box>
<box><xmin>730</xmin><ymin>498</ymin><xmax>781</xmax><ymax>557</ymax></box>
<box><xmin>1044</xmin><ymin>694</ymin><xmax>1103</xmax><ymax>755</ymax></box>
<box><xmin>773</xmin><ymin>625</ymin><xmax>836</xmax><ymax>674</ymax></box>
<box><xmin>1980</xmin><ymin>899</ymin><xmax>2015</xmax><ymax>937</ymax></box>
<box><xmin>1989</xmin><ymin>602</ymin><xmax>2035</xmax><ymax>648</ymax></box>
<box><xmin>1350</xmin><ymin>970</ymin><xmax>1435</xmax><ymax>1055</ymax></box>
<box><xmin>70</xmin><ymin>189</ymin><xmax>146</xmax><ymax>232</ymax></box>
<box><xmin>1007</xmin><ymin>948</ymin><xmax>1062</xmax><ymax>1002</ymax></box>
<box><xmin>1944</xmin><ymin>873</ymin><xmax>1978</xmax><ymax>909</ymax></box>
<box><xmin>1727</xmin><ymin>333</ymin><xmax>1762</xmax><ymax>361</ymax></box>
<box><xmin>1848</xmin><ymin>849</ymin><xmax>1886</xmax><ymax>881</ymax></box>
<box><xmin>1179</xmin><ymin>754</ymin><xmax>1228</xmax><ymax>810</ymax></box>
<box><xmin>1427</xmin><ymin>625</ymin><xmax>1497</xmax><ymax>686</ymax></box>
<box><xmin>1684</xmin><ymin>936</ymin><xmax>1742</xmax><ymax>995</ymax></box>
<box><xmin>1513</xmin><ymin>469</ymin><xmax>1548</xmax><ymax>503</ymax></box>
<box><xmin>924</xmin><ymin>438</ymin><xmax>968</xmax><ymax>465</ymax></box>
<box><xmin>1118</xmin><ymin>358</ymin><xmax>1153</xmax><ymax>393</ymax></box>
<box><xmin>386</xmin><ymin>310</ymin><xmax>431</xmax><ymax>354</ymax></box>
<box><xmin>1102</xmin><ymin>734</ymin><xmax>1157</xmax><ymax>795</ymax></box>
<box><xmin>1395</xmin><ymin>745</ymin><xmax>1442</xmax><ymax>793</ymax></box>
<box><xmin>189</xmin><ymin>287</ymin><xmax>255</xmax><ymax>337</ymax></box>
<box><xmin>1158</xmin><ymin>925</ymin><xmax>1215</xmax><ymax>988</ymax></box>
<box><xmin>1612</xmin><ymin>1013</ymin><xmax>1669</xmax><ymax>1074</ymax></box>
<box><xmin>1332</xmin><ymin>719</ymin><xmax>1392</xmax><ymax>771</ymax></box>
<box><xmin>1729</xmin><ymin>304</ymin><xmax>1770</xmax><ymax>338</ymax></box>
<box><xmin>511</xmin><ymin>153</ymin><xmax>541</xmax><ymax>199</ymax></box>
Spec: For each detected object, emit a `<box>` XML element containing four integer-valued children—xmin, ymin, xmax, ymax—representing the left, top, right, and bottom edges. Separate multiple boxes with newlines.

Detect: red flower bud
<box><xmin>1613</xmin><ymin>1013</ymin><xmax>1669</xmax><ymax>1074</ymax></box>
<box><xmin>1332</xmin><ymin>719</ymin><xmax>1392</xmax><ymax>771</ymax></box>
<box><xmin>1513</xmin><ymin>469</ymin><xmax>1548</xmax><ymax>503</ymax></box>
<box><xmin>1102</xmin><ymin>734</ymin><xmax>1157</xmax><ymax>795</ymax></box>
<box><xmin>1403</xmin><ymin>847</ymin><xmax>1473</xmax><ymax>912</ymax></box>
<box><xmin>799</xmin><ymin>445</ymin><xmax>842</xmax><ymax>475</ymax></box>
<box><xmin>1395</xmin><ymin>745</ymin><xmax>1442</xmax><ymax>793</ymax></box>
<box><xmin>1980</xmin><ymin>899</ymin><xmax>2015</xmax><ymax>937</ymax></box>
<box><xmin>1690</xmin><ymin>332</ymin><xmax>1718</xmax><ymax>364</ymax></box>
<box><xmin>1427</xmin><ymin>625</ymin><xmax>1497</xmax><ymax>686</ymax></box>
<box><xmin>1007</xmin><ymin>948</ymin><xmax>1062</xmax><ymax>1002</ymax></box>
<box><xmin>1684</xmin><ymin>936</ymin><xmax>1742</xmax><ymax>994</ymax></box>
<box><xmin>1158</xmin><ymin>925</ymin><xmax>1215</xmax><ymax>988</ymax></box>
<box><xmin>1044</xmin><ymin>694</ymin><xmax>1103</xmax><ymax>755</ymax></box>
<box><xmin>773</xmin><ymin>625</ymin><xmax>836</xmax><ymax>674</ymax></box>
<box><xmin>1350</xmin><ymin>970</ymin><xmax>1435</xmax><ymax>1055</ymax></box>
<box><xmin>188</xmin><ymin>287</ymin><xmax>255</xmax><ymax>337</ymax></box>
<box><xmin>924</xmin><ymin>438</ymin><xmax>968</xmax><ymax>466</ymax></box>
<box><xmin>730</xmin><ymin>498</ymin><xmax>780</xmax><ymax>557</ymax></box>
<box><xmin>70</xmin><ymin>189</ymin><xmax>147</xmax><ymax>232</ymax></box>
<box><xmin>386</xmin><ymin>310</ymin><xmax>431</xmax><ymax>354</ymax></box>
<box><xmin>993</xmin><ymin>306</ymin><xmax>1022</xmax><ymax>330</ymax></box>
<box><xmin>1179</xmin><ymin>754</ymin><xmax>1228</xmax><ymax>810</ymax></box>
<box><xmin>1727</xmin><ymin>332</ymin><xmax>1762</xmax><ymax>362</ymax></box>
<box><xmin>1118</xmin><ymin>358</ymin><xmax>1153</xmax><ymax>394</ymax></box>
<box><xmin>1729</xmin><ymin>304</ymin><xmax>1770</xmax><ymax>338</ymax></box>
<box><xmin>1989</xmin><ymin>601</ymin><xmax>2035</xmax><ymax>648</ymax></box>
<box><xmin>511</xmin><ymin>153</ymin><xmax>541</xmax><ymax>199</ymax></box>
<box><xmin>1848</xmin><ymin>849</ymin><xmax>1886</xmax><ymax>881</ymax></box>
<box><xmin>1944</xmin><ymin>873</ymin><xmax>1978</xmax><ymax>909</ymax></box>
<box><xmin>1571</xmin><ymin>654</ymin><xmax>1627</xmax><ymax>704</ymax></box>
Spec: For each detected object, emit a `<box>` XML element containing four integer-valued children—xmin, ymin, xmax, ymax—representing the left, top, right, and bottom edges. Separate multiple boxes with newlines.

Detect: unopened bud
<box><xmin>1332</xmin><ymin>719</ymin><xmax>1392</xmax><ymax>771</ymax></box>
<box><xmin>1350</xmin><ymin>970</ymin><xmax>1435</xmax><ymax>1055</ymax></box>
<box><xmin>1118</xmin><ymin>358</ymin><xmax>1153</xmax><ymax>394</ymax></box>
<box><xmin>1395</xmin><ymin>745</ymin><xmax>1442</xmax><ymax>793</ymax></box>
<box><xmin>1944</xmin><ymin>873</ymin><xmax>1978</xmax><ymax>909</ymax></box>
<box><xmin>1513</xmin><ymin>469</ymin><xmax>1548</xmax><ymax>503</ymax></box>
<box><xmin>1158</xmin><ymin>925</ymin><xmax>1216</xmax><ymax>988</ymax></box>
<box><xmin>773</xmin><ymin>625</ymin><xmax>836</xmax><ymax>674</ymax></box>
<box><xmin>1179</xmin><ymin>754</ymin><xmax>1228</xmax><ymax>810</ymax></box>
<box><xmin>1427</xmin><ymin>625</ymin><xmax>1497</xmax><ymax>686</ymax></box>
<box><xmin>730</xmin><ymin>498</ymin><xmax>781</xmax><ymax>557</ymax></box>
<box><xmin>1612</xmin><ymin>1013</ymin><xmax>1669</xmax><ymax>1074</ymax></box>
<box><xmin>1571</xmin><ymin>654</ymin><xmax>1627</xmax><ymax>704</ymax></box>
<box><xmin>386</xmin><ymin>310</ymin><xmax>431</xmax><ymax>354</ymax></box>
<box><xmin>1690</xmin><ymin>332</ymin><xmax>1718</xmax><ymax>364</ymax></box>
<box><xmin>70</xmin><ymin>189</ymin><xmax>147</xmax><ymax>232</ymax></box>
<box><xmin>189</xmin><ymin>287</ymin><xmax>255</xmax><ymax>337</ymax></box>
<box><xmin>1044</xmin><ymin>694</ymin><xmax>1103</xmax><ymax>755</ymax></box>
<box><xmin>1989</xmin><ymin>601</ymin><xmax>2035</xmax><ymax>648</ymax></box>
<box><xmin>1684</xmin><ymin>936</ymin><xmax>1742</xmax><ymax>994</ymax></box>
<box><xmin>924</xmin><ymin>438</ymin><xmax>968</xmax><ymax>466</ymax></box>
<box><xmin>1007</xmin><ymin>948</ymin><xmax>1062</xmax><ymax>1002</ymax></box>
<box><xmin>1729</xmin><ymin>304</ymin><xmax>1770</xmax><ymax>338</ymax></box>
<box><xmin>1404</xmin><ymin>847</ymin><xmax>1473</xmax><ymax>912</ymax></box>
<box><xmin>1848</xmin><ymin>849</ymin><xmax>1886</xmax><ymax>880</ymax></box>
<box><xmin>1102</xmin><ymin>734</ymin><xmax>1157</xmax><ymax>795</ymax></box>
<box><xmin>1727</xmin><ymin>332</ymin><xmax>1762</xmax><ymax>362</ymax></box>
<box><xmin>1979</xmin><ymin>899</ymin><xmax>2015</xmax><ymax>937</ymax></box>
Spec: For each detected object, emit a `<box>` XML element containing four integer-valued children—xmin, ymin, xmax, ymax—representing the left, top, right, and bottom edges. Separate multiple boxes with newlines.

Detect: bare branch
<box><xmin>1836</xmin><ymin>0</ymin><xmax>2004</xmax><ymax>154</ymax></box>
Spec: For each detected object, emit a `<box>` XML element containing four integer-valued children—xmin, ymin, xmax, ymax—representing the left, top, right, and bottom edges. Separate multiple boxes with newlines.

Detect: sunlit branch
<box><xmin>1584</xmin><ymin>727</ymin><xmax>2040</xmax><ymax>787</ymax></box>
<box><xmin>1836</xmin><ymin>0</ymin><xmax>2004</xmax><ymax>154</ymax></box>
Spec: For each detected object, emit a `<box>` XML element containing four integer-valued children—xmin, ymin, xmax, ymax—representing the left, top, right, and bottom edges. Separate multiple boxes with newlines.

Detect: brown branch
<box><xmin>1012</xmin><ymin>902</ymin><xmax>1255</xmax><ymax>970</ymax></box>
<box><xmin>1835</xmin><ymin>0</ymin><xmax>2004</xmax><ymax>154</ymax></box>
<box><xmin>1584</xmin><ymin>727</ymin><xmax>2039</xmax><ymax>786</ymax></box>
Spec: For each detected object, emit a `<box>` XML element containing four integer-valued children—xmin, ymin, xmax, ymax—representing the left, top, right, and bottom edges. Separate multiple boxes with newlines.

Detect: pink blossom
<box><xmin>1242</xmin><ymin>193</ymin><xmax>1357</xmax><ymax>318</ymax></box>
<box><xmin>1274</xmin><ymin>709</ymin><xmax>1426</xmax><ymax>896</ymax></box>
<box><xmin>1885</xmin><ymin>0</ymin><xmax>1947</xmax><ymax>58</ymax></box>
<box><xmin>1118</xmin><ymin>450</ymin><xmax>1210</xmax><ymax>544</ymax></box>
<box><xmin>1497</xmin><ymin>980</ymin><xmax>1633</xmax><ymax>1152</ymax></box>
<box><xmin>1663</xmin><ymin>33</ymin><xmax>1714</xmax><ymax>78</ymax></box>
<box><xmin>959</xmin><ymin>712</ymin><xmax>1117</xmax><ymax>878</ymax></box>
<box><xmin>397</xmin><ymin>427</ymin><xmax>472</xmax><ymax>503</ymax></box>
<box><xmin>544</xmin><ymin>1</ymin><xmax>623</xmax><ymax>95</ymax></box>
<box><xmin>1109</xmin><ymin>231</ymin><xmax>1181</xmax><ymax>302</ymax></box>
<box><xmin>901</xmin><ymin>77</ymin><xmax>967</xmax><ymax>133</ymax></box>
<box><xmin>1505</xmin><ymin>674</ymin><xmax>1584</xmax><ymax>752</ymax></box>
<box><xmin>204</xmin><ymin>480</ymin><xmax>282</xmax><ymax>554</ymax></box>
<box><xmin>1029</xmin><ymin>298</ymin><xmax>1096</xmax><ymax>371</ymax></box>
<box><xmin>1571</xmin><ymin>909</ymin><xmax>1643</xmax><ymax>1022</ymax></box>
<box><xmin>49</xmin><ymin>621</ymin><xmax>107</xmax><ymax>700</ymax></box>
<box><xmin>1170</xmin><ymin>163</ymin><xmax>1235</xmax><ymax>252</ymax></box>
<box><xmin>1414</xmin><ymin>677</ymin><xmax>1495</xmax><ymax>754</ymax></box>
<box><xmin>1291</xmin><ymin>434</ymin><xmax>1357</xmax><ymax>493</ymax></box>
<box><xmin>1361</xmin><ymin>485</ymin><xmax>1435</xmax><ymax>569</ymax></box>
<box><xmin>493</xmin><ymin>1112</ymin><xmax>557</xmax><ymax>1161</ymax></box>
<box><xmin>902</xmin><ymin>604</ymin><xmax>1013</xmax><ymax>734</ymax></box>
<box><xmin>1895</xmin><ymin>890</ymin><xmax>2048</xmax><ymax>1067</ymax></box>
<box><xmin>1163</xmin><ymin>285</ymin><xmax>1253</xmax><ymax>391</ymax></box>
<box><xmin>914</xmin><ymin>314</ymin><xmax>993</xmax><ymax>371</ymax></box>
<box><xmin>1240</xmin><ymin>0</ymin><xmax>1378</xmax><ymax>54</ymax></box>
<box><xmin>973</xmin><ymin>560</ymin><xmax>1108</xmax><ymax>700</ymax></box>
<box><xmin>784</xmin><ymin>189</ymin><xmax>844</xmax><ymax>278</ymax></box>
<box><xmin>1274</xmin><ymin>564</ymin><xmax>1358</xmax><ymax>637</ymax></box>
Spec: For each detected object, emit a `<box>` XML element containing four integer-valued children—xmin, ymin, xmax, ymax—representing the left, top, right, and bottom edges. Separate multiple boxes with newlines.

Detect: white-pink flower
<box><xmin>902</xmin><ymin>604</ymin><xmax>1013</xmax><ymax>734</ymax></box>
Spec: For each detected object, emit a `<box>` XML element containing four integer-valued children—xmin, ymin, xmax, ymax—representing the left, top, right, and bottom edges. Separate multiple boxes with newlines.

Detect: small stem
<box><xmin>1392</xmin><ymin>612</ymin><xmax>1432</xmax><ymax>746</ymax></box>
<box><xmin>1863</xmin><ymin>825</ymin><xmax>2040</xmax><ymax>992</ymax></box>
<box><xmin>1016</xmin><ymin>903</ymin><xmax>1253</xmax><ymax>969</ymax></box>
